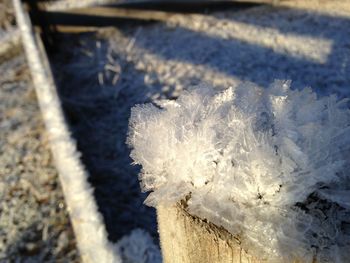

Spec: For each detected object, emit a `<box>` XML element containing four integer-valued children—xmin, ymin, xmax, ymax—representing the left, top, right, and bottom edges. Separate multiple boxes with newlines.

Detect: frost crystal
<box><xmin>127</xmin><ymin>81</ymin><xmax>350</xmax><ymax>262</ymax></box>
<box><xmin>116</xmin><ymin>229</ymin><xmax>162</xmax><ymax>263</ymax></box>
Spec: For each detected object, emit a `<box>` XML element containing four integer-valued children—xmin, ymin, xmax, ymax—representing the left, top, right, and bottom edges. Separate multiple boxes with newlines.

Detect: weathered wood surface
<box><xmin>41</xmin><ymin>0</ymin><xmax>279</xmax><ymax>12</ymax></box>
<box><xmin>157</xmin><ymin>204</ymin><xmax>264</xmax><ymax>263</ymax></box>
<box><xmin>157</xmin><ymin>204</ymin><xmax>315</xmax><ymax>263</ymax></box>
<box><xmin>33</xmin><ymin>1</ymin><xmax>260</xmax><ymax>29</ymax></box>
<box><xmin>32</xmin><ymin>0</ymin><xmax>348</xmax><ymax>33</ymax></box>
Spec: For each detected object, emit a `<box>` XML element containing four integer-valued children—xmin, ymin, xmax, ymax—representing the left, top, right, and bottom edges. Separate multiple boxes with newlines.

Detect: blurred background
<box><xmin>1</xmin><ymin>0</ymin><xmax>349</xmax><ymax>262</ymax></box>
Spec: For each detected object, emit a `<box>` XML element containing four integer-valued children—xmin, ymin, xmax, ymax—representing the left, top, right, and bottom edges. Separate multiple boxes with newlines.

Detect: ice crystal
<box><xmin>127</xmin><ymin>80</ymin><xmax>350</xmax><ymax>262</ymax></box>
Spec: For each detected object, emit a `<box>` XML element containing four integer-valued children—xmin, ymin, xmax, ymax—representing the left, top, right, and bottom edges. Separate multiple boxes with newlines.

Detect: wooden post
<box><xmin>157</xmin><ymin>204</ymin><xmax>264</xmax><ymax>263</ymax></box>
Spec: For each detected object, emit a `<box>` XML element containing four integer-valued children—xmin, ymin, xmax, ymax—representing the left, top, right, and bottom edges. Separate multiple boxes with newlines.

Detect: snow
<box><xmin>127</xmin><ymin>81</ymin><xmax>350</xmax><ymax>262</ymax></box>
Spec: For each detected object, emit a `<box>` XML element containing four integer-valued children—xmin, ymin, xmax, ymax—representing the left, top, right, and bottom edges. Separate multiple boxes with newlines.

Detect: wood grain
<box><xmin>157</xmin><ymin>204</ymin><xmax>264</xmax><ymax>263</ymax></box>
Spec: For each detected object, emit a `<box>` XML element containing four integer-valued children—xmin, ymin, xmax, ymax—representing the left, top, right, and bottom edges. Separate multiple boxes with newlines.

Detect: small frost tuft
<box><xmin>127</xmin><ymin>81</ymin><xmax>350</xmax><ymax>262</ymax></box>
<box><xmin>116</xmin><ymin>229</ymin><xmax>162</xmax><ymax>263</ymax></box>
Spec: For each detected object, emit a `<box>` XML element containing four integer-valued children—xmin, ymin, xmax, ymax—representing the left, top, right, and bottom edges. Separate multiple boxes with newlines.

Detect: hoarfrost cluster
<box><xmin>127</xmin><ymin>81</ymin><xmax>350</xmax><ymax>262</ymax></box>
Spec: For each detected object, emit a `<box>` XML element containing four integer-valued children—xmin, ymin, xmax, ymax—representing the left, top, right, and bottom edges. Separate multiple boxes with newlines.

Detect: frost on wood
<box><xmin>127</xmin><ymin>81</ymin><xmax>350</xmax><ymax>262</ymax></box>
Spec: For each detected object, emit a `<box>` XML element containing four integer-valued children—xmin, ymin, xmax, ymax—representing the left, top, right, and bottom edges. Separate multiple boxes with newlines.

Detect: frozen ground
<box><xmin>0</xmin><ymin>56</ymin><xmax>80</xmax><ymax>262</ymax></box>
<box><xmin>0</xmin><ymin>0</ymin><xmax>80</xmax><ymax>261</ymax></box>
<box><xmin>50</xmin><ymin>0</ymin><xmax>350</xmax><ymax>257</ymax></box>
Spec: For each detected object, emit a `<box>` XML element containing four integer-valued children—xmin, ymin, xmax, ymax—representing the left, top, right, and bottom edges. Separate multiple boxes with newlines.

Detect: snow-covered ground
<box><xmin>108</xmin><ymin>4</ymin><xmax>350</xmax><ymax>99</ymax></box>
<box><xmin>0</xmin><ymin>48</ymin><xmax>80</xmax><ymax>263</ymax></box>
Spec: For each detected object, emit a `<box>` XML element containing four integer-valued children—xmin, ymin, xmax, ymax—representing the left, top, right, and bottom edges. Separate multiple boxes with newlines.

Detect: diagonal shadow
<box><xmin>121</xmin><ymin>5</ymin><xmax>350</xmax><ymax>98</ymax></box>
<box><xmin>224</xmin><ymin>6</ymin><xmax>350</xmax><ymax>39</ymax></box>
<box><xmin>213</xmin><ymin>6</ymin><xmax>350</xmax><ymax>93</ymax></box>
